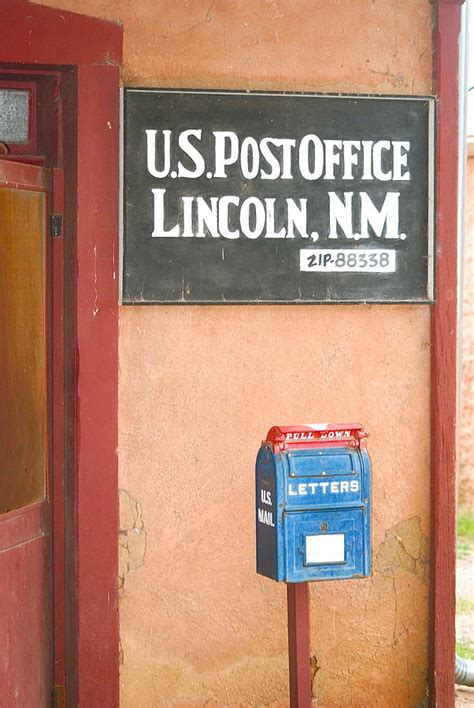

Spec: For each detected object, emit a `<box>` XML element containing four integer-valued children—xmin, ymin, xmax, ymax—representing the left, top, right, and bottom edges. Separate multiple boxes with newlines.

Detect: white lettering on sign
<box><xmin>151</xmin><ymin>189</ymin><xmax>311</xmax><ymax>240</ymax></box>
<box><xmin>146</xmin><ymin>129</ymin><xmax>412</xmax><ymax>244</ymax></box>
<box><xmin>288</xmin><ymin>480</ymin><xmax>359</xmax><ymax>496</ymax></box>
<box><xmin>258</xmin><ymin>508</ymin><xmax>275</xmax><ymax>527</ymax></box>
<box><xmin>320</xmin><ymin>430</ymin><xmax>352</xmax><ymax>439</ymax></box>
<box><xmin>327</xmin><ymin>191</ymin><xmax>402</xmax><ymax>240</ymax></box>
<box><xmin>260</xmin><ymin>489</ymin><xmax>272</xmax><ymax>506</ymax></box>
<box><xmin>146</xmin><ymin>130</ymin><xmax>411</xmax><ymax>184</ymax></box>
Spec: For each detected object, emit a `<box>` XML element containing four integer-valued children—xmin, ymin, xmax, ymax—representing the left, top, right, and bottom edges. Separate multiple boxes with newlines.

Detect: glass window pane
<box><xmin>0</xmin><ymin>89</ymin><xmax>30</xmax><ymax>143</ymax></box>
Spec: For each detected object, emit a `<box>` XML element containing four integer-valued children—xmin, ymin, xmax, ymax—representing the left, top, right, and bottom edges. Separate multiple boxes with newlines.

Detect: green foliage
<box><xmin>458</xmin><ymin>509</ymin><xmax>474</xmax><ymax>543</ymax></box>
<box><xmin>456</xmin><ymin>597</ymin><xmax>474</xmax><ymax>614</ymax></box>
<box><xmin>456</xmin><ymin>639</ymin><xmax>474</xmax><ymax>660</ymax></box>
<box><xmin>457</xmin><ymin>540</ymin><xmax>472</xmax><ymax>559</ymax></box>
<box><xmin>457</xmin><ymin>508</ymin><xmax>474</xmax><ymax>558</ymax></box>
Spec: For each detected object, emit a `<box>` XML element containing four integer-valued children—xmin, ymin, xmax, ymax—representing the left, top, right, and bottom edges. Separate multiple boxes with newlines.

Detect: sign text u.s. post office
<box><xmin>122</xmin><ymin>90</ymin><xmax>435</xmax><ymax>304</ymax></box>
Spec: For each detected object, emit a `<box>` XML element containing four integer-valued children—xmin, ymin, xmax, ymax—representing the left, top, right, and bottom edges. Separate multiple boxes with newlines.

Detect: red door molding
<box><xmin>0</xmin><ymin>0</ymin><xmax>121</xmax><ymax>66</ymax></box>
<box><xmin>0</xmin><ymin>2</ymin><xmax>122</xmax><ymax>704</ymax></box>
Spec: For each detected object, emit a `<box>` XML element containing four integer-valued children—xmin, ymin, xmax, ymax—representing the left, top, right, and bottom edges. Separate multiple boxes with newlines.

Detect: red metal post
<box><xmin>287</xmin><ymin>583</ymin><xmax>312</xmax><ymax>707</ymax></box>
<box><xmin>430</xmin><ymin>1</ymin><xmax>464</xmax><ymax>705</ymax></box>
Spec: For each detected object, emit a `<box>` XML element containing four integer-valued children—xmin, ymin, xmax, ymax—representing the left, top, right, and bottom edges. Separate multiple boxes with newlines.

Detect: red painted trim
<box><xmin>51</xmin><ymin>166</ymin><xmax>66</xmax><ymax>688</ymax></box>
<box><xmin>0</xmin><ymin>501</ymin><xmax>48</xmax><ymax>553</ymax></box>
<box><xmin>430</xmin><ymin>3</ymin><xmax>462</xmax><ymax>705</ymax></box>
<box><xmin>61</xmin><ymin>68</ymin><xmax>80</xmax><ymax>704</ymax></box>
<box><xmin>0</xmin><ymin>69</ymin><xmax>61</xmax><ymax>76</ymax></box>
<box><xmin>0</xmin><ymin>1</ymin><xmax>122</xmax><ymax>67</ymax></box>
<box><xmin>0</xmin><ymin>155</ymin><xmax>45</xmax><ymax>165</ymax></box>
<box><xmin>0</xmin><ymin>158</ymin><xmax>47</xmax><ymax>188</ymax></box>
<box><xmin>74</xmin><ymin>63</ymin><xmax>120</xmax><ymax>705</ymax></box>
<box><xmin>287</xmin><ymin>583</ymin><xmax>312</xmax><ymax>707</ymax></box>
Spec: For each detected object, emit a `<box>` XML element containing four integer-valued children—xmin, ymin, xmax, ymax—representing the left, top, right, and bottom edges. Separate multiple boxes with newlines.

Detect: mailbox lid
<box><xmin>265</xmin><ymin>423</ymin><xmax>367</xmax><ymax>452</ymax></box>
<box><xmin>284</xmin><ymin>447</ymin><xmax>365</xmax><ymax>510</ymax></box>
<box><xmin>284</xmin><ymin>508</ymin><xmax>370</xmax><ymax>582</ymax></box>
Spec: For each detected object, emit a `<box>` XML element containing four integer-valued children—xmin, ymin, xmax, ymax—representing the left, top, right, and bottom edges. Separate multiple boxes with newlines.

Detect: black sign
<box><xmin>122</xmin><ymin>89</ymin><xmax>435</xmax><ymax>304</ymax></box>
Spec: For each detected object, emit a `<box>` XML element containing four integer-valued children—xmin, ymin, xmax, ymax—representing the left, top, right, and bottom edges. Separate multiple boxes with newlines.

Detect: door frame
<box><xmin>0</xmin><ymin>2</ymin><xmax>122</xmax><ymax>704</ymax></box>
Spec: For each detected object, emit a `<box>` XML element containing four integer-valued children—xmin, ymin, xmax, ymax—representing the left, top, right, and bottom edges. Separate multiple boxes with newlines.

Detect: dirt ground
<box><xmin>456</xmin><ymin>547</ymin><xmax>474</xmax><ymax>706</ymax></box>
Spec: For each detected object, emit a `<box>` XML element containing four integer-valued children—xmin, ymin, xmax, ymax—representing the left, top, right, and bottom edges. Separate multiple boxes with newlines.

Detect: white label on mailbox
<box><xmin>306</xmin><ymin>534</ymin><xmax>345</xmax><ymax>564</ymax></box>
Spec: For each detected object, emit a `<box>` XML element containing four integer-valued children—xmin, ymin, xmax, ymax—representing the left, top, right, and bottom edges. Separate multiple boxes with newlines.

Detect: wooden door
<box><xmin>0</xmin><ymin>160</ymin><xmax>54</xmax><ymax>705</ymax></box>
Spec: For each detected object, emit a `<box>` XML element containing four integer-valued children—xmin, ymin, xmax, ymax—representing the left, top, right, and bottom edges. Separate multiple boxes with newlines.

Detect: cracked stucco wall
<box><xmin>35</xmin><ymin>1</ymin><xmax>433</xmax><ymax>705</ymax></box>
<box><xmin>119</xmin><ymin>489</ymin><xmax>146</xmax><ymax>594</ymax></box>
<box><xmin>309</xmin><ymin>517</ymin><xmax>429</xmax><ymax>705</ymax></box>
<box><xmin>116</xmin><ymin>305</ymin><xmax>431</xmax><ymax>708</ymax></box>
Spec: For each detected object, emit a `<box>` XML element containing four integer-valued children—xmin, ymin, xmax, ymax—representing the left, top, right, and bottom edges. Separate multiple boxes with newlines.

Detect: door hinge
<box><xmin>52</xmin><ymin>684</ymin><xmax>66</xmax><ymax>707</ymax></box>
<box><xmin>49</xmin><ymin>213</ymin><xmax>63</xmax><ymax>238</ymax></box>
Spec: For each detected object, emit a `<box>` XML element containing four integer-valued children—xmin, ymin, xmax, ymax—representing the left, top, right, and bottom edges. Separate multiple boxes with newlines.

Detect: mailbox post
<box><xmin>256</xmin><ymin>423</ymin><xmax>371</xmax><ymax>705</ymax></box>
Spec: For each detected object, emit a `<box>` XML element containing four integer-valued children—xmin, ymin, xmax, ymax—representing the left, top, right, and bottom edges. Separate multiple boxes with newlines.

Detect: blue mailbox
<box><xmin>256</xmin><ymin>423</ymin><xmax>371</xmax><ymax>583</ymax></box>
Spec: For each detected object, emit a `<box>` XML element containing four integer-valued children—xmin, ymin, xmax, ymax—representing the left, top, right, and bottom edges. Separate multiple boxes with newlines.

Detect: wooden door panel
<box><xmin>0</xmin><ymin>160</ymin><xmax>53</xmax><ymax>705</ymax></box>
<box><xmin>0</xmin><ymin>185</ymin><xmax>47</xmax><ymax>513</ymax></box>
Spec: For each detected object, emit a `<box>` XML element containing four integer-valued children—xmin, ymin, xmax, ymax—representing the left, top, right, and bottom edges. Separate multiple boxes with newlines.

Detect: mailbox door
<box><xmin>284</xmin><ymin>508</ymin><xmax>370</xmax><ymax>582</ymax></box>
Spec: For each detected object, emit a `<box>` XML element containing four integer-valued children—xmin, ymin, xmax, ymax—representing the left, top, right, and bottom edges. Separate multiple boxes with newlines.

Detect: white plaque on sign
<box><xmin>306</xmin><ymin>534</ymin><xmax>345</xmax><ymax>564</ymax></box>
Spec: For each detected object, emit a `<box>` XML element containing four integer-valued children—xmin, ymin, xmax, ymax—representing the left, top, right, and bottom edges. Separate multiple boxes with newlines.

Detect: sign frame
<box><xmin>120</xmin><ymin>88</ymin><xmax>436</xmax><ymax>305</ymax></box>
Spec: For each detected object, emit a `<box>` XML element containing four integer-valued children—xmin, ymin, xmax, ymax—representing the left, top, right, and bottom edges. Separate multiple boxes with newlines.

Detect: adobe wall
<box><xmin>36</xmin><ymin>1</ymin><xmax>433</xmax><ymax>705</ymax></box>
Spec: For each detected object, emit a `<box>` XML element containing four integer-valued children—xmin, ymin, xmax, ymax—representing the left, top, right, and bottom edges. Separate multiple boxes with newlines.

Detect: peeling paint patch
<box><xmin>374</xmin><ymin>516</ymin><xmax>429</xmax><ymax>580</ymax></box>
<box><xmin>119</xmin><ymin>489</ymin><xmax>146</xmax><ymax>593</ymax></box>
<box><xmin>310</xmin><ymin>654</ymin><xmax>320</xmax><ymax>699</ymax></box>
